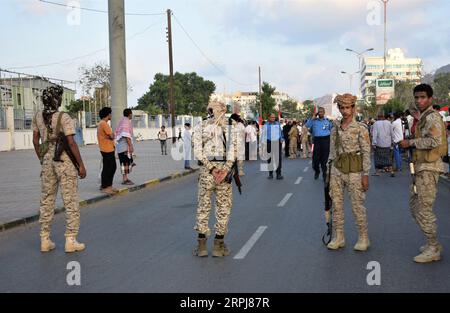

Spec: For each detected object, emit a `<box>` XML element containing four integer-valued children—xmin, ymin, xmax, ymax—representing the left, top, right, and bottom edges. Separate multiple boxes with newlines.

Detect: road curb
<box><xmin>0</xmin><ymin>168</ymin><xmax>199</xmax><ymax>233</ymax></box>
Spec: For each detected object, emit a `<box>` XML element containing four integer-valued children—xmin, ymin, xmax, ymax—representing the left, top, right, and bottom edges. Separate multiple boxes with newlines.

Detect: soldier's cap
<box><xmin>334</xmin><ymin>93</ymin><xmax>357</xmax><ymax>106</ymax></box>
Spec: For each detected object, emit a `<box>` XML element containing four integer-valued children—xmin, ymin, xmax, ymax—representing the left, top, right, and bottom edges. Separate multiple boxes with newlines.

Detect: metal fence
<box><xmin>148</xmin><ymin>115</ymin><xmax>158</xmax><ymax>128</ymax></box>
<box><xmin>132</xmin><ymin>115</ymin><xmax>146</xmax><ymax>128</ymax></box>
<box><xmin>14</xmin><ymin>108</ymin><xmax>34</xmax><ymax>130</ymax></box>
<box><xmin>84</xmin><ymin>112</ymin><xmax>99</xmax><ymax>128</ymax></box>
<box><xmin>0</xmin><ymin>107</ymin><xmax>6</xmax><ymax>129</ymax></box>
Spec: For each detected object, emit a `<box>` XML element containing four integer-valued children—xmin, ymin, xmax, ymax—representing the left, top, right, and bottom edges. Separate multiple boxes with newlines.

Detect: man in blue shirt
<box><xmin>261</xmin><ymin>113</ymin><xmax>284</xmax><ymax>180</ymax></box>
<box><xmin>306</xmin><ymin>107</ymin><xmax>333</xmax><ymax>180</ymax></box>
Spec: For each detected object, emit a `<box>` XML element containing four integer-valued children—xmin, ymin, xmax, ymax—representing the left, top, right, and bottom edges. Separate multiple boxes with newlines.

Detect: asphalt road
<box><xmin>0</xmin><ymin>157</ymin><xmax>449</xmax><ymax>292</ymax></box>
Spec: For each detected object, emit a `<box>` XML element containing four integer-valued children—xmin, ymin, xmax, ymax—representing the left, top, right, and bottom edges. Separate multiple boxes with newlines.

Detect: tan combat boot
<box><xmin>327</xmin><ymin>229</ymin><xmax>345</xmax><ymax>250</ymax></box>
<box><xmin>414</xmin><ymin>245</ymin><xmax>441</xmax><ymax>263</ymax></box>
<box><xmin>420</xmin><ymin>243</ymin><xmax>443</xmax><ymax>254</ymax></box>
<box><xmin>193</xmin><ymin>238</ymin><xmax>208</xmax><ymax>257</ymax></box>
<box><xmin>40</xmin><ymin>234</ymin><xmax>56</xmax><ymax>253</ymax></box>
<box><xmin>212</xmin><ymin>239</ymin><xmax>230</xmax><ymax>257</ymax></box>
<box><xmin>65</xmin><ymin>236</ymin><xmax>86</xmax><ymax>253</ymax></box>
<box><xmin>354</xmin><ymin>232</ymin><xmax>370</xmax><ymax>252</ymax></box>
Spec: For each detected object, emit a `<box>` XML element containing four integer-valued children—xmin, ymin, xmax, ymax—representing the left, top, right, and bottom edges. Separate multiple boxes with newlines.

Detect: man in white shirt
<box><xmin>372</xmin><ymin>112</ymin><xmax>393</xmax><ymax>176</ymax></box>
<box><xmin>245</xmin><ymin>121</ymin><xmax>258</xmax><ymax>161</ymax></box>
<box><xmin>391</xmin><ymin>111</ymin><xmax>404</xmax><ymax>176</ymax></box>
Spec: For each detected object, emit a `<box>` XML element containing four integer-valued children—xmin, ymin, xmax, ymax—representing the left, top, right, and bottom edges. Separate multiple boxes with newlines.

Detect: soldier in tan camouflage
<box><xmin>301</xmin><ymin>123</ymin><xmax>311</xmax><ymax>159</ymax></box>
<box><xmin>399</xmin><ymin>84</ymin><xmax>447</xmax><ymax>263</ymax></box>
<box><xmin>32</xmin><ymin>85</ymin><xmax>87</xmax><ymax>253</ymax></box>
<box><xmin>192</xmin><ymin>101</ymin><xmax>239</xmax><ymax>257</ymax></box>
<box><xmin>327</xmin><ymin>94</ymin><xmax>371</xmax><ymax>252</ymax></box>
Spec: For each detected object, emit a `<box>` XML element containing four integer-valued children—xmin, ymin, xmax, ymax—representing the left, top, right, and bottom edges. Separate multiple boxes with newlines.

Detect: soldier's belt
<box><xmin>334</xmin><ymin>151</ymin><xmax>363</xmax><ymax>174</ymax></box>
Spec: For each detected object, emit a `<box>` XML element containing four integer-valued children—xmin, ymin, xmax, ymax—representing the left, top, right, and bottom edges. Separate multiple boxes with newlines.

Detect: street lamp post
<box><xmin>345</xmin><ymin>48</ymin><xmax>374</xmax><ymax>97</ymax></box>
<box><xmin>381</xmin><ymin>0</ymin><xmax>389</xmax><ymax>78</ymax></box>
<box><xmin>341</xmin><ymin>70</ymin><xmax>360</xmax><ymax>93</ymax></box>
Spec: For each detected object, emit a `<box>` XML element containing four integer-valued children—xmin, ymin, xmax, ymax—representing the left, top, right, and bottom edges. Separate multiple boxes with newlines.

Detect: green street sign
<box><xmin>377</xmin><ymin>79</ymin><xmax>394</xmax><ymax>88</ymax></box>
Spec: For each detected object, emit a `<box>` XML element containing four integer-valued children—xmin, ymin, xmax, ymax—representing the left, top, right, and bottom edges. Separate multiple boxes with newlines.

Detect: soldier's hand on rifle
<box><xmin>399</xmin><ymin>140</ymin><xmax>410</xmax><ymax>149</ymax></box>
<box><xmin>361</xmin><ymin>175</ymin><xmax>369</xmax><ymax>192</ymax></box>
<box><xmin>78</xmin><ymin>164</ymin><xmax>87</xmax><ymax>180</ymax></box>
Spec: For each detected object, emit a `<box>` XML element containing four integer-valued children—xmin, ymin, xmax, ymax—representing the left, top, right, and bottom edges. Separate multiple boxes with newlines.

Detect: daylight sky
<box><xmin>2</xmin><ymin>0</ymin><xmax>449</xmax><ymax>106</ymax></box>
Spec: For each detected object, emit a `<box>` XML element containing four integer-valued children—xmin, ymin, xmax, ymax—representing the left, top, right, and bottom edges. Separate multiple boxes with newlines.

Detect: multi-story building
<box><xmin>360</xmin><ymin>48</ymin><xmax>423</xmax><ymax>101</ymax></box>
<box><xmin>211</xmin><ymin>91</ymin><xmax>295</xmax><ymax>120</ymax></box>
<box><xmin>0</xmin><ymin>77</ymin><xmax>75</xmax><ymax>111</ymax></box>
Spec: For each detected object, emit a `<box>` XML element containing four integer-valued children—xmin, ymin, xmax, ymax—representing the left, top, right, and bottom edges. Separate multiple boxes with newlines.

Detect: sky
<box><xmin>1</xmin><ymin>0</ymin><xmax>449</xmax><ymax>107</ymax></box>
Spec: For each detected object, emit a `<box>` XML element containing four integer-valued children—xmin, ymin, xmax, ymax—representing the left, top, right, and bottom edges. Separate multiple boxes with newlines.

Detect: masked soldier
<box><xmin>192</xmin><ymin>101</ymin><xmax>239</xmax><ymax>257</ymax></box>
<box><xmin>327</xmin><ymin>94</ymin><xmax>371</xmax><ymax>251</ymax></box>
<box><xmin>32</xmin><ymin>85</ymin><xmax>87</xmax><ymax>253</ymax></box>
<box><xmin>399</xmin><ymin>84</ymin><xmax>447</xmax><ymax>263</ymax></box>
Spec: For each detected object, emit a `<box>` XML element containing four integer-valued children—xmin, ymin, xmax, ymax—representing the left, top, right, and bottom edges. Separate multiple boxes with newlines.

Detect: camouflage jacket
<box><xmin>410</xmin><ymin>106</ymin><xmax>446</xmax><ymax>173</ymax></box>
<box><xmin>193</xmin><ymin>116</ymin><xmax>240</xmax><ymax>172</ymax></box>
<box><xmin>329</xmin><ymin>119</ymin><xmax>372</xmax><ymax>176</ymax></box>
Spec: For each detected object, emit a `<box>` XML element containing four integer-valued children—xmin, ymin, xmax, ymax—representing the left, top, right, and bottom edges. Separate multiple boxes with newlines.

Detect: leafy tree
<box><xmin>383</xmin><ymin>98</ymin><xmax>405</xmax><ymax>116</ymax></box>
<box><xmin>66</xmin><ymin>99</ymin><xmax>84</xmax><ymax>115</ymax></box>
<box><xmin>260</xmin><ymin>82</ymin><xmax>277</xmax><ymax>119</ymax></box>
<box><xmin>433</xmin><ymin>73</ymin><xmax>450</xmax><ymax>106</ymax></box>
<box><xmin>135</xmin><ymin>72</ymin><xmax>215</xmax><ymax>116</ymax></box>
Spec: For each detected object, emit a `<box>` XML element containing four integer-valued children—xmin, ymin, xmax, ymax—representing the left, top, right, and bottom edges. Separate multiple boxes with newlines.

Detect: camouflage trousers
<box><xmin>410</xmin><ymin>170</ymin><xmax>440</xmax><ymax>246</ymax></box>
<box><xmin>40</xmin><ymin>146</ymin><xmax>80</xmax><ymax>237</ymax></box>
<box><xmin>289</xmin><ymin>140</ymin><xmax>298</xmax><ymax>158</ymax></box>
<box><xmin>301</xmin><ymin>140</ymin><xmax>310</xmax><ymax>158</ymax></box>
<box><xmin>195</xmin><ymin>163</ymin><xmax>233</xmax><ymax>236</ymax></box>
<box><xmin>238</xmin><ymin>160</ymin><xmax>244</xmax><ymax>174</ymax></box>
<box><xmin>329</xmin><ymin>166</ymin><xmax>368</xmax><ymax>233</ymax></box>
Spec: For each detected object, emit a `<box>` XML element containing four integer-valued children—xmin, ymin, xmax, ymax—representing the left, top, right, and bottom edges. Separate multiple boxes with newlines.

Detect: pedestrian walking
<box><xmin>158</xmin><ymin>126</ymin><xmax>168</xmax><ymax>155</ymax></box>
<box><xmin>261</xmin><ymin>113</ymin><xmax>284</xmax><ymax>180</ymax></box>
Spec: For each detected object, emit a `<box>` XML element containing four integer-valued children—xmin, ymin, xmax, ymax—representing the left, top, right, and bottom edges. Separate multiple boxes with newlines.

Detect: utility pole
<box><xmin>258</xmin><ymin>66</ymin><xmax>262</xmax><ymax>123</ymax></box>
<box><xmin>382</xmin><ymin>0</ymin><xmax>389</xmax><ymax>78</ymax></box>
<box><xmin>167</xmin><ymin>9</ymin><xmax>176</xmax><ymax>144</ymax></box>
<box><xmin>108</xmin><ymin>0</ymin><xmax>128</xmax><ymax>131</ymax></box>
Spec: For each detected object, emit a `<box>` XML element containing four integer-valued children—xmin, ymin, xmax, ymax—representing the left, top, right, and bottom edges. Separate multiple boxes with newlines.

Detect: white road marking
<box><xmin>277</xmin><ymin>193</ymin><xmax>293</xmax><ymax>207</ymax></box>
<box><xmin>303</xmin><ymin>167</ymin><xmax>309</xmax><ymax>173</ymax></box>
<box><xmin>295</xmin><ymin>177</ymin><xmax>303</xmax><ymax>185</ymax></box>
<box><xmin>234</xmin><ymin>226</ymin><xmax>268</xmax><ymax>260</ymax></box>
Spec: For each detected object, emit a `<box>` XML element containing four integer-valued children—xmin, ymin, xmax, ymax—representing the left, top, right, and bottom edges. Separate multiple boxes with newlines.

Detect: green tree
<box><xmin>383</xmin><ymin>98</ymin><xmax>405</xmax><ymax>116</ymax></box>
<box><xmin>394</xmin><ymin>80</ymin><xmax>416</xmax><ymax>109</ymax></box>
<box><xmin>433</xmin><ymin>73</ymin><xmax>450</xmax><ymax>106</ymax></box>
<box><xmin>135</xmin><ymin>72</ymin><xmax>215</xmax><ymax>116</ymax></box>
<box><xmin>281</xmin><ymin>99</ymin><xmax>298</xmax><ymax>117</ymax></box>
<box><xmin>66</xmin><ymin>99</ymin><xmax>84</xmax><ymax>115</ymax></box>
<box><xmin>260</xmin><ymin>82</ymin><xmax>277</xmax><ymax>119</ymax></box>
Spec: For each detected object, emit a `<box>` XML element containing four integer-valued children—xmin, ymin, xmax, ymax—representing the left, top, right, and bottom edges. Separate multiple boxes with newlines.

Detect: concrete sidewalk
<box><xmin>0</xmin><ymin>140</ymin><xmax>198</xmax><ymax>228</ymax></box>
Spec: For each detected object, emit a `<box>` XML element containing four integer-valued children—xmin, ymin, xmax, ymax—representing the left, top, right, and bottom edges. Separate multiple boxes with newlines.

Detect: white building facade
<box><xmin>360</xmin><ymin>48</ymin><xmax>423</xmax><ymax>101</ymax></box>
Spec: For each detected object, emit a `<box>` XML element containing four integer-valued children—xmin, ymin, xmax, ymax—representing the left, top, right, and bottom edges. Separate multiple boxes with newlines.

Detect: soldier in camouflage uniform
<box><xmin>32</xmin><ymin>85</ymin><xmax>87</xmax><ymax>253</ymax></box>
<box><xmin>400</xmin><ymin>84</ymin><xmax>447</xmax><ymax>263</ymax></box>
<box><xmin>192</xmin><ymin>101</ymin><xmax>239</xmax><ymax>257</ymax></box>
<box><xmin>327</xmin><ymin>94</ymin><xmax>371</xmax><ymax>251</ymax></box>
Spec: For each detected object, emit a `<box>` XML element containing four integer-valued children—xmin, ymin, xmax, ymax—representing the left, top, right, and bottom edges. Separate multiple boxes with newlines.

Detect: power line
<box><xmin>172</xmin><ymin>13</ymin><xmax>255</xmax><ymax>87</ymax></box>
<box><xmin>39</xmin><ymin>0</ymin><xmax>165</xmax><ymax>16</ymax></box>
<box><xmin>6</xmin><ymin>19</ymin><xmax>164</xmax><ymax>70</ymax></box>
